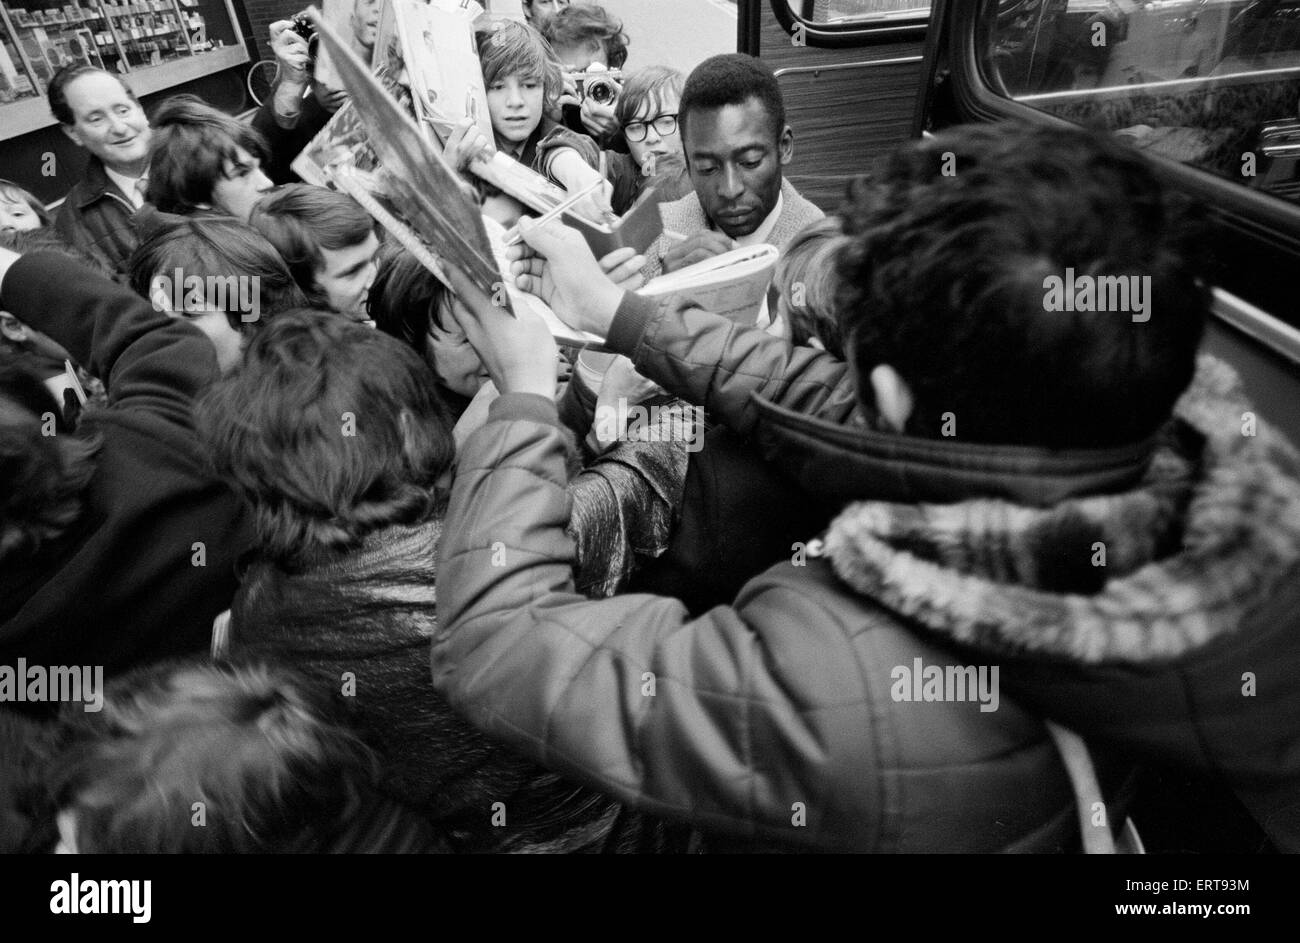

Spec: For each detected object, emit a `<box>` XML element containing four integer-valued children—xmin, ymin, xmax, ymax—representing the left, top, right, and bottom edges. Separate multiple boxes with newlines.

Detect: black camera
<box><xmin>288</xmin><ymin>13</ymin><xmax>315</xmax><ymax>43</ymax></box>
<box><xmin>288</xmin><ymin>13</ymin><xmax>319</xmax><ymax>66</ymax></box>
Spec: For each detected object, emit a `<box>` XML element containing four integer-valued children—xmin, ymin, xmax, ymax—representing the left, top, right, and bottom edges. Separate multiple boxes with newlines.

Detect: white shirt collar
<box><xmin>732</xmin><ymin>191</ymin><xmax>784</xmax><ymax>248</ymax></box>
<box><xmin>104</xmin><ymin>166</ymin><xmax>146</xmax><ymax>209</ymax></box>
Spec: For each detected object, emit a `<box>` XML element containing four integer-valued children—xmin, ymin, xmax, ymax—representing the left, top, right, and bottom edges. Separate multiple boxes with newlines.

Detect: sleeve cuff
<box><xmin>605</xmin><ymin>291</ymin><xmax>660</xmax><ymax>356</ymax></box>
<box><xmin>487</xmin><ymin>391</ymin><xmax>564</xmax><ymax>427</ymax></box>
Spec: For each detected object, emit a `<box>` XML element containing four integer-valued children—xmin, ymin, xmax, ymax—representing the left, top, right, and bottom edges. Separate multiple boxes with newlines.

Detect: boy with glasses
<box><xmin>539</xmin><ymin>66</ymin><xmax>692</xmax><ymax>215</ymax></box>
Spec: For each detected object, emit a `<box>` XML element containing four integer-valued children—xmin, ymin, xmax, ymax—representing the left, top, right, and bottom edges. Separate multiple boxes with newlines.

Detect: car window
<box><xmin>791</xmin><ymin>0</ymin><xmax>931</xmax><ymax>26</ymax></box>
<box><xmin>983</xmin><ymin>0</ymin><xmax>1300</xmax><ymax>205</ymax></box>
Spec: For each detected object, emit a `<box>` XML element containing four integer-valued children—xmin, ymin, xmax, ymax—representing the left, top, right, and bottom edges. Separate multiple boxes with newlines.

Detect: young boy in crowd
<box><xmin>770</xmin><ymin>216</ymin><xmax>846</xmax><ymax>354</ymax></box>
<box><xmin>146</xmin><ymin>95</ymin><xmax>275</xmax><ymax>223</ymax></box>
<box><xmin>0</xmin><ymin>181</ymin><xmax>51</xmax><ymax>234</ymax></box>
<box><xmin>540</xmin><ymin>66</ymin><xmax>692</xmax><ymax>216</ymax></box>
<box><xmin>247</xmin><ymin>184</ymin><xmax>381</xmax><ymax>324</ymax></box>
<box><xmin>542</xmin><ymin>3</ymin><xmax>629</xmax><ymax>145</ymax></box>
<box><xmin>127</xmin><ymin>216</ymin><xmax>309</xmax><ymax>373</ymax></box>
<box><xmin>476</xmin><ymin>19</ymin><xmax>578</xmax><ymax>167</ymax></box>
<box><xmin>427</xmin><ymin>122</ymin><xmax>1300</xmax><ymax>854</ymax></box>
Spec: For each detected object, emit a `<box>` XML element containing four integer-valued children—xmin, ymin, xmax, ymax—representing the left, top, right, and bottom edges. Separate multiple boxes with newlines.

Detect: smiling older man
<box><xmin>49</xmin><ymin>65</ymin><xmax>152</xmax><ymax>275</ymax></box>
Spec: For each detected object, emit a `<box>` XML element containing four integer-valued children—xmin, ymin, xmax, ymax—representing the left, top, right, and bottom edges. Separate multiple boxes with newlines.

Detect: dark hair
<box><xmin>475</xmin><ymin>19</ymin><xmax>564</xmax><ymax>113</ymax></box>
<box><xmin>0</xmin><ymin>360</ymin><xmax>99</xmax><ymax>564</ymax></box>
<box><xmin>614</xmin><ymin>65</ymin><xmax>685</xmax><ymax>129</ymax></box>
<box><xmin>127</xmin><ymin>216</ymin><xmax>308</xmax><ymax>332</ymax></box>
<box><xmin>247</xmin><ymin>184</ymin><xmax>376</xmax><ymax>308</ymax></box>
<box><xmin>49</xmin><ymin>658</ymin><xmax>448</xmax><ymax>853</ymax></box>
<box><xmin>0</xmin><ymin>180</ymin><xmax>52</xmax><ymax>228</ymax></box>
<box><xmin>194</xmin><ymin>310</ymin><xmax>454</xmax><ymax>568</ymax></box>
<box><xmin>145</xmin><ymin>95</ymin><xmax>268</xmax><ymax>216</ymax></box>
<box><xmin>368</xmin><ymin>242</ymin><xmax>447</xmax><ymax>353</ymax></box>
<box><xmin>679</xmin><ymin>53</ymin><xmax>786</xmax><ymax>145</ymax></box>
<box><xmin>541</xmin><ymin>3</ymin><xmax>629</xmax><ymax>69</ymax></box>
<box><xmin>835</xmin><ymin>122</ymin><xmax>1209</xmax><ymax>448</ymax></box>
<box><xmin>47</xmin><ymin>64</ymin><xmax>136</xmax><ymax>126</ymax></box>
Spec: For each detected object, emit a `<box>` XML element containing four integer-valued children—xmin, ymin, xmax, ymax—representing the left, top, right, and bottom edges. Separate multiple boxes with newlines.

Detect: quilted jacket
<box><xmin>434</xmin><ymin>287</ymin><xmax>1300</xmax><ymax>852</ymax></box>
<box><xmin>429</xmin><ymin>292</ymin><xmax>1119</xmax><ymax>852</ymax></box>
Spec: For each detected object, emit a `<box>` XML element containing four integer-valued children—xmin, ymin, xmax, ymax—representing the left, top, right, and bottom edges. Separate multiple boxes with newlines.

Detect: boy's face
<box><xmin>487</xmin><ymin>74</ymin><xmax>545</xmax><ymax>147</ymax></box>
<box><xmin>150</xmin><ymin>282</ymin><xmax>246</xmax><ymax>375</ymax></box>
<box><xmin>210</xmin><ymin>147</ymin><xmax>274</xmax><ymax>223</ymax></box>
<box><xmin>626</xmin><ymin>91</ymin><xmax>684</xmax><ymax>177</ymax></box>
<box><xmin>427</xmin><ymin>297</ymin><xmax>490</xmax><ymax>398</ymax></box>
<box><xmin>684</xmin><ymin>97</ymin><xmax>792</xmax><ymax>239</ymax></box>
<box><xmin>315</xmin><ymin>232</ymin><xmax>381</xmax><ymax>323</ymax></box>
<box><xmin>0</xmin><ymin>197</ymin><xmax>42</xmax><ymax>233</ymax></box>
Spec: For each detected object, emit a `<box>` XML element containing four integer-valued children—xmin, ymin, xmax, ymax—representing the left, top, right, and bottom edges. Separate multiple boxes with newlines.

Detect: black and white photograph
<box><xmin>0</xmin><ymin>0</ymin><xmax>1294</xmax><ymax>924</ymax></box>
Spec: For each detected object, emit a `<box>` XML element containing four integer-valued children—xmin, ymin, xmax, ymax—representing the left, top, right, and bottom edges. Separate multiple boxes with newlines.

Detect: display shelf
<box><xmin>0</xmin><ymin>0</ymin><xmax>246</xmax><ymax>140</ymax></box>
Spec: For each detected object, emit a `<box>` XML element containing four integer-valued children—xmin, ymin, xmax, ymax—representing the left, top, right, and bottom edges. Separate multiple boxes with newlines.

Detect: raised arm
<box><xmin>509</xmin><ymin>219</ymin><xmax>862</xmax><ymax>439</ymax></box>
<box><xmin>0</xmin><ymin>248</ymin><xmax>220</xmax><ymax>414</ymax></box>
<box><xmin>432</xmin><ymin>391</ymin><xmax>867</xmax><ymax>849</ymax></box>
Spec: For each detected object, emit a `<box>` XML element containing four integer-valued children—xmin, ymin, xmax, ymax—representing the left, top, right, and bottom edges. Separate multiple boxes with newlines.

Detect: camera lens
<box><xmin>588</xmin><ymin>79</ymin><xmax>616</xmax><ymax>106</ymax></box>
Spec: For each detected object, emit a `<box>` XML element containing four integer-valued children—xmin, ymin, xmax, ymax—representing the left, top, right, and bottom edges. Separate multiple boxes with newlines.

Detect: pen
<box><xmin>503</xmin><ymin>178</ymin><xmax>604</xmax><ymax>246</ymax></box>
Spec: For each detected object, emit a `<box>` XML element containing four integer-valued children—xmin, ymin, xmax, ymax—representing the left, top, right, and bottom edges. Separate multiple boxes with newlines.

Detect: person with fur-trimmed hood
<box><xmin>428</xmin><ymin>123</ymin><xmax>1300</xmax><ymax>852</ymax></box>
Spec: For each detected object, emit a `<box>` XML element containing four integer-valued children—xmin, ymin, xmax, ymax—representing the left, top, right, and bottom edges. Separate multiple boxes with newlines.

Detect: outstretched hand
<box><xmin>439</xmin><ymin>262</ymin><xmax>557</xmax><ymax>399</ymax></box>
<box><xmin>269</xmin><ymin>20</ymin><xmax>311</xmax><ymax>83</ymax></box>
<box><xmin>505</xmin><ymin>220</ymin><xmax>629</xmax><ymax>337</ymax></box>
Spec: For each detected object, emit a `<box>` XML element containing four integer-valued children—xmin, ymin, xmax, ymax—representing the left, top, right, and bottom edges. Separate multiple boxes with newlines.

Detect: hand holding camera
<box><xmin>269</xmin><ymin>14</ymin><xmax>315</xmax><ymax>85</ymax></box>
<box><xmin>564</xmin><ymin>66</ymin><xmax>623</xmax><ymax>107</ymax></box>
<box><xmin>560</xmin><ymin>64</ymin><xmax>623</xmax><ymax>138</ymax></box>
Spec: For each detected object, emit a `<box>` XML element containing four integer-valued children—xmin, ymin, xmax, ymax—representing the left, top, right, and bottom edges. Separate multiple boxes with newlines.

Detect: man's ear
<box><xmin>869</xmin><ymin>364</ymin><xmax>914</xmax><ymax>434</ymax></box>
<box><xmin>60</xmin><ymin>123</ymin><xmax>83</xmax><ymax>149</ymax></box>
<box><xmin>778</xmin><ymin>124</ymin><xmax>794</xmax><ymax>166</ymax></box>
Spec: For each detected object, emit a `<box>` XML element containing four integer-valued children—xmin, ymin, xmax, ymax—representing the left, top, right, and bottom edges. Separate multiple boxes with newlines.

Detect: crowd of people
<box><xmin>2</xmin><ymin>0</ymin><xmax>1299</xmax><ymax>855</ymax></box>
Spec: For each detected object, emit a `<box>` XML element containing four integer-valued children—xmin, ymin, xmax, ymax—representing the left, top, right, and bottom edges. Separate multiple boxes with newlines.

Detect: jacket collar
<box><xmin>751</xmin><ymin>393</ymin><xmax>1159</xmax><ymax>508</ymax></box>
<box><xmin>75</xmin><ymin>155</ymin><xmax>133</xmax><ymax>210</ymax></box>
<box><xmin>814</xmin><ymin>355</ymin><xmax>1300</xmax><ymax>664</ymax></box>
